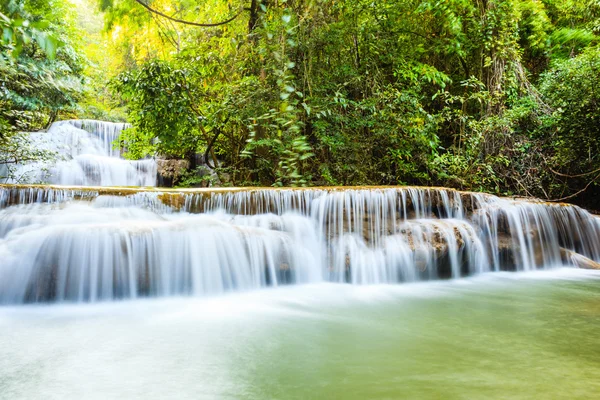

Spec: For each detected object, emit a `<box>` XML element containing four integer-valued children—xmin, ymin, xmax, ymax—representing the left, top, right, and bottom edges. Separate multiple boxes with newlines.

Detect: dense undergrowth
<box><xmin>2</xmin><ymin>0</ymin><xmax>600</xmax><ymax>208</ymax></box>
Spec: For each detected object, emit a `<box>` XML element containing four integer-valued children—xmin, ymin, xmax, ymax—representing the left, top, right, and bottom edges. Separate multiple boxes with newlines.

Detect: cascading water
<box><xmin>2</xmin><ymin>120</ymin><xmax>157</xmax><ymax>186</ymax></box>
<box><xmin>1</xmin><ymin>184</ymin><xmax>599</xmax><ymax>303</ymax></box>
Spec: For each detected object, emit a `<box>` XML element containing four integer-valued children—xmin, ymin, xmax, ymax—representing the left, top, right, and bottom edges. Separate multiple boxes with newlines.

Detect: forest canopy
<box><xmin>2</xmin><ymin>0</ymin><xmax>600</xmax><ymax>208</ymax></box>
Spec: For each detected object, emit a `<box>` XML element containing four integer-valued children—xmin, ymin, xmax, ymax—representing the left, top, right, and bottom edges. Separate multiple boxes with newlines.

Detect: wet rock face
<box><xmin>157</xmin><ymin>193</ymin><xmax>187</xmax><ymax>211</ymax></box>
<box><xmin>396</xmin><ymin>223</ymin><xmax>464</xmax><ymax>253</ymax></box>
<box><xmin>156</xmin><ymin>159</ymin><xmax>190</xmax><ymax>187</ymax></box>
<box><xmin>337</xmin><ymin>220</ymin><xmax>477</xmax><ymax>281</ymax></box>
<box><xmin>561</xmin><ymin>249</ymin><xmax>600</xmax><ymax>270</ymax></box>
<box><xmin>400</xmin><ymin>222</ymin><xmax>471</xmax><ymax>279</ymax></box>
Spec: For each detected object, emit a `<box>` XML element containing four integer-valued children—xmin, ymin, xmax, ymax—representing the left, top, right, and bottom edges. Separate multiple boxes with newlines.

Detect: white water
<box><xmin>1</xmin><ymin>185</ymin><xmax>599</xmax><ymax>303</ymax></box>
<box><xmin>3</xmin><ymin>120</ymin><xmax>156</xmax><ymax>186</ymax></box>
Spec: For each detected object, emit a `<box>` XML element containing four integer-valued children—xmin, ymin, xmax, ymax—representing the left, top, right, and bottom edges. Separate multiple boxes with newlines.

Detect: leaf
<box><xmin>31</xmin><ymin>20</ymin><xmax>50</xmax><ymax>30</ymax></box>
<box><xmin>33</xmin><ymin>32</ymin><xmax>60</xmax><ymax>60</ymax></box>
<box><xmin>301</xmin><ymin>103</ymin><xmax>311</xmax><ymax>115</ymax></box>
<box><xmin>3</xmin><ymin>27</ymin><xmax>13</xmax><ymax>44</ymax></box>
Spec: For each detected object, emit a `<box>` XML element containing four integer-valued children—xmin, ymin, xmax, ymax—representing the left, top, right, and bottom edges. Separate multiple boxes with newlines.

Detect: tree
<box><xmin>1</xmin><ymin>0</ymin><xmax>85</xmax><ymax>181</ymax></box>
<box><xmin>1</xmin><ymin>0</ymin><xmax>85</xmax><ymax>135</ymax></box>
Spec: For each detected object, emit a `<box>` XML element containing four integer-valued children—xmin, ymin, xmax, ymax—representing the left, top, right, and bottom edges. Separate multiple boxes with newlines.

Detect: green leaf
<box><xmin>33</xmin><ymin>32</ymin><xmax>60</xmax><ymax>59</ymax></box>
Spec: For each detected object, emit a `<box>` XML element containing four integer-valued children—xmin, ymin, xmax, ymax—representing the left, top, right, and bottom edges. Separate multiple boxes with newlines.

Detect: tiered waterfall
<box><xmin>1</xmin><ymin>184</ymin><xmax>599</xmax><ymax>303</ymax></box>
<box><xmin>0</xmin><ymin>119</ymin><xmax>598</xmax><ymax>303</ymax></box>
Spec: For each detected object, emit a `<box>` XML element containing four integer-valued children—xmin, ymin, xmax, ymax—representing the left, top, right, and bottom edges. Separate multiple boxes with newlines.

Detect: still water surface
<box><xmin>1</xmin><ymin>269</ymin><xmax>599</xmax><ymax>399</ymax></box>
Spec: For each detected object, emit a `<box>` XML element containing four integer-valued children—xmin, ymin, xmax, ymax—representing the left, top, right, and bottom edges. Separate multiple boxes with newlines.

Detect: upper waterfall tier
<box><xmin>2</xmin><ymin>120</ymin><xmax>157</xmax><ymax>187</ymax></box>
<box><xmin>1</xmin><ymin>184</ymin><xmax>599</xmax><ymax>303</ymax></box>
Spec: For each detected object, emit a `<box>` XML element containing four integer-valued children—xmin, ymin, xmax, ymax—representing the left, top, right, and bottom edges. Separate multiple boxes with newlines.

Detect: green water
<box><xmin>1</xmin><ymin>269</ymin><xmax>599</xmax><ymax>399</ymax></box>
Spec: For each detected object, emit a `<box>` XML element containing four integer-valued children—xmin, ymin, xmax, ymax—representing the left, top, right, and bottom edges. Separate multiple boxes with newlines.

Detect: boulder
<box><xmin>560</xmin><ymin>248</ymin><xmax>600</xmax><ymax>270</ymax></box>
<box><xmin>156</xmin><ymin>159</ymin><xmax>190</xmax><ymax>187</ymax></box>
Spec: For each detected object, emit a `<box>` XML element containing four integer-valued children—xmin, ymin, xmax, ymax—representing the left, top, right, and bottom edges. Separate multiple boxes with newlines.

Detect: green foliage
<box><xmin>243</xmin><ymin>9</ymin><xmax>314</xmax><ymax>186</ymax></box>
<box><xmin>0</xmin><ymin>0</ymin><xmax>88</xmax><ymax>182</ymax></box>
<box><xmin>434</xmin><ymin>91</ymin><xmax>543</xmax><ymax>194</ymax></box>
<box><xmin>3</xmin><ymin>0</ymin><xmax>600</xmax><ymax>207</ymax></box>
<box><xmin>549</xmin><ymin>28</ymin><xmax>597</xmax><ymax>58</ymax></box>
<box><xmin>0</xmin><ymin>10</ymin><xmax>60</xmax><ymax>63</ymax></box>
<box><xmin>537</xmin><ymin>46</ymin><xmax>600</xmax><ymax>200</ymax></box>
<box><xmin>1</xmin><ymin>0</ymin><xmax>85</xmax><ymax>140</ymax></box>
<box><xmin>113</xmin><ymin>60</ymin><xmax>206</xmax><ymax>159</ymax></box>
<box><xmin>175</xmin><ymin>166</ymin><xmax>219</xmax><ymax>188</ymax></box>
<box><xmin>100</xmin><ymin>0</ymin><xmax>600</xmax><ymax>206</ymax></box>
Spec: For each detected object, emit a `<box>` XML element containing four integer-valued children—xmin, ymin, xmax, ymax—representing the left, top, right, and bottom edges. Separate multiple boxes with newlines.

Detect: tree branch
<box><xmin>547</xmin><ymin>172</ymin><xmax>600</xmax><ymax>202</ymax></box>
<box><xmin>204</xmin><ymin>129</ymin><xmax>221</xmax><ymax>169</ymax></box>
<box><xmin>132</xmin><ymin>0</ymin><xmax>244</xmax><ymax>27</ymax></box>
<box><xmin>548</xmin><ymin>165</ymin><xmax>600</xmax><ymax>178</ymax></box>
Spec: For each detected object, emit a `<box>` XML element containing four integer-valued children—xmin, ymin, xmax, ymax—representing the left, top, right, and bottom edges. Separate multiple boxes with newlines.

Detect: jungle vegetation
<box><xmin>2</xmin><ymin>0</ymin><xmax>600</xmax><ymax>208</ymax></box>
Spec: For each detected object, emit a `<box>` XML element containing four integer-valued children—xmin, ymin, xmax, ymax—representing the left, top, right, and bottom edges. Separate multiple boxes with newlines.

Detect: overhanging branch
<box><xmin>133</xmin><ymin>0</ymin><xmax>244</xmax><ymax>27</ymax></box>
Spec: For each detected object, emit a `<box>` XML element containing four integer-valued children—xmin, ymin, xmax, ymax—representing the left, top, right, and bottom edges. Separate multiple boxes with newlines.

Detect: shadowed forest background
<box><xmin>2</xmin><ymin>0</ymin><xmax>600</xmax><ymax>208</ymax></box>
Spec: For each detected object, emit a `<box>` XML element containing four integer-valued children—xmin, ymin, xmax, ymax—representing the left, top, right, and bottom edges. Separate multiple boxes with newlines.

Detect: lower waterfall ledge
<box><xmin>1</xmin><ymin>184</ymin><xmax>599</xmax><ymax>303</ymax></box>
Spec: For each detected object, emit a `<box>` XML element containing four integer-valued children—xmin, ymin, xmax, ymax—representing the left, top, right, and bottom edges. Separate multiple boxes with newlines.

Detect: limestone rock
<box><xmin>560</xmin><ymin>248</ymin><xmax>600</xmax><ymax>270</ymax></box>
<box><xmin>156</xmin><ymin>159</ymin><xmax>190</xmax><ymax>186</ymax></box>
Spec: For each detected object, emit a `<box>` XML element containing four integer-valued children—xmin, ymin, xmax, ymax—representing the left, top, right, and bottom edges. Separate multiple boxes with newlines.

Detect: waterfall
<box><xmin>2</xmin><ymin>120</ymin><xmax>157</xmax><ymax>187</ymax></box>
<box><xmin>1</xmin><ymin>184</ymin><xmax>599</xmax><ymax>303</ymax></box>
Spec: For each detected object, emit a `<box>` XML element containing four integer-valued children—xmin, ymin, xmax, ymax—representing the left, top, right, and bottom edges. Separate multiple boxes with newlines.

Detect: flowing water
<box><xmin>1</xmin><ymin>120</ymin><xmax>599</xmax><ymax>398</ymax></box>
<box><xmin>1</xmin><ymin>184</ymin><xmax>600</xmax><ymax>303</ymax></box>
<box><xmin>2</xmin><ymin>120</ymin><xmax>156</xmax><ymax>187</ymax></box>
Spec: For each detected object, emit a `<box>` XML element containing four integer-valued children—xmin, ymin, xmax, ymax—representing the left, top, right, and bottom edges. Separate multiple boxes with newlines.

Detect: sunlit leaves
<box><xmin>0</xmin><ymin>0</ymin><xmax>84</xmax><ymax>149</ymax></box>
<box><xmin>102</xmin><ymin>0</ymin><xmax>600</xmax><ymax>201</ymax></box>
<box><xmin>112</xmin><ymin>60</ymin><xmax>209</xmax><ymax>159</ymax></box>
<box><xmin>0</xmin><ymin>12</ymin><xmax>62</xmax><ymax>62</ymax></box>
